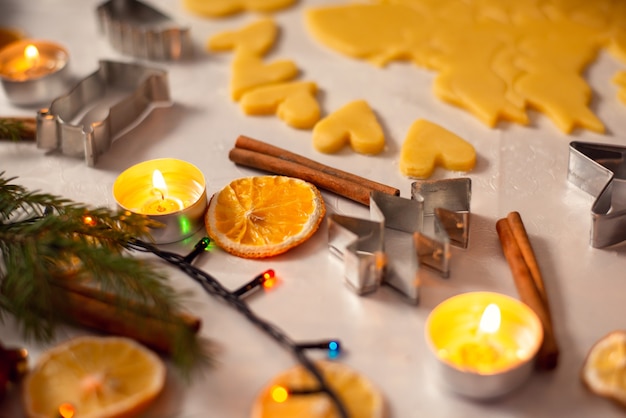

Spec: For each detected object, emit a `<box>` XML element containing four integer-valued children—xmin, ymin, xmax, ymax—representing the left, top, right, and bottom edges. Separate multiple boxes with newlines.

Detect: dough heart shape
<box><xmin>240</xmin><ymin>81</ymin><xmax>320</xmax><ymax>129</ymax></box>
<box><xmin>399</xmin><ymin>119</ymin><xmax>476</xmax><ymax>178</ymax></box>
<box><xmin>312</xmin><ymin>100</ymin><xmax>385</xmax><ymax>154</ymax></box>
<box><xmin>184</xmin><ymin>0</ymin><xmax>296</xmax><ymax>17</ymax></box>
<box><xmin>207</xmin><ymin>18</ymin><xmax>277</xmax><ymax>55</ymax></box>
<box><xmin>230</xmin><ymin>48</ymin><xmax>299</xmax><ymax>101</ymax></box>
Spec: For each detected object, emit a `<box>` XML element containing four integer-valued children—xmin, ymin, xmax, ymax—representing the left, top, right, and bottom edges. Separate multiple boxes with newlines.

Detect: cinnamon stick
<box><xmin>51</xmin><ymin>280</ymin><xmax>201</xmax><ymax>355</ymax></box>
<box><xmin>506</xmin><ymin>212</ymin><xmax>552</xmax><ymax>310</ymax></box>
<box><xmin>230</xmin><ymin>136</ymin><xmax>400</xmax><ymax>206</ymax></box>
<box><xmin>236</xmin><ymin>135</ymin><xmax>399</xmax><ymax>196</ymax></box>
<box><xmin>0</xmin><ymin>116</ymin><xmax>36</xmax><ymax>140</ymax></box>
<box><xmin>496</xmin><ymin>214</ymin><xmax>559</xmax><ymax>370</ymax></box>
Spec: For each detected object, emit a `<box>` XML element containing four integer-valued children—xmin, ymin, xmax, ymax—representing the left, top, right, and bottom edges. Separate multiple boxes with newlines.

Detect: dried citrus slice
<box><xmin>252</xmin><ymin>360</ymin><xmax>385</xmax><ymax>418</ymax></box>
<box><xmin>205</xmin><ymin>176</ymin><xmax>325</xmax><ymax>258</ymax></box>
<box><xmin>581</xmin><ymin>330</ymin><xmax>626</xmax><ymax>408</ymax></box>
<box><xmin>23</xmin><ymin>336</ymin><xmax>166</xmax><ymax>418</ymax></box>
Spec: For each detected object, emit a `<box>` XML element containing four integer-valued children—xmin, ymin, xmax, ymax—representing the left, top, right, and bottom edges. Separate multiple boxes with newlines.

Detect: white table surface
<box><xmin>1</xmin><ymin>1</ymin><xmax>626</xmax><ymax>417</ymax></box>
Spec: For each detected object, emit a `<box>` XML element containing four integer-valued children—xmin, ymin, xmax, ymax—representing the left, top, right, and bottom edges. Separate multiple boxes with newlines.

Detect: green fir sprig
<box><xmin>0</xmin><ymin>172</ymin><xmax>209</xmax><ymax>373</ymax></box>
<box><xmin>0</xmin><ymin>117</ymin><xmax>35</xmax><ymax>141</ymax></box>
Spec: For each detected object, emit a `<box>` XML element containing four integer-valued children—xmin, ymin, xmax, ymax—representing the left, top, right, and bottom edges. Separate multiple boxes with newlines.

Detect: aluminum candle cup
<box><xmin>425</xmin><ymin>291</ymin><xmax>543</xmax><ymax>399</ymax></box>
<box><xmin>0</xmin><ymin>39</ymin><xmax>70</xmax><ymax>106</ymax></box>
<box><xmin>113</xmin><ymin>159</ymin><xmax>207</xmax><ymax>244</ymax></box>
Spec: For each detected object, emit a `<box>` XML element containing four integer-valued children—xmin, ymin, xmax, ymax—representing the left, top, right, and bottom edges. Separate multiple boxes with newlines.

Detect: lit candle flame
<box><xmin>58</xmin><ymin>403</ymin><xmax>75</xmax><ymax>418</ymax></box>
<box><xmin>478</xmin><ymin>303</ymin><xmax>501</xmax><ymax>334</ymax></box>
<box><xmin>152</xmin><ymin>169</ymin><xmax>167</xmax><ymax>199</ymax></box>
<box><xmin>24</xmin><ymin>44</ymin><xmax>39</xmax><ymax>66</ymax></box>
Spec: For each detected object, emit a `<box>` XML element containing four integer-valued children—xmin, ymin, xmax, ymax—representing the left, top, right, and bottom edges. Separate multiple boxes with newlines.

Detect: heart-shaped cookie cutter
<box><xmin>328</xmin><ymin>178</ymin><xmax>471</xmax><ymax>304</ymax></box>
<box><xmin>36</xmin><ymin>60</ymin><xmax>171</xmax><ymax>167</ymax></box>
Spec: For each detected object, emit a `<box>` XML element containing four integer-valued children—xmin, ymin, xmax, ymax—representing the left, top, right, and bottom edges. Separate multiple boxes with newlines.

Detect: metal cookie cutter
<box><xmin>567</xmin><ymin>141</ymin><xmax>626</xmax><ymax>248</ymax></box>
<box><xmin>36</xmin><ymin>60</ymin><xmax>171</xmax><ymax>167</ymax></box>
<box><xmin>97</xmin><ymin>0</ymin><xmax>193</xmax><ymax>61</ymax></box>
<box><xmin>328</xmin><ymin>178</ymin><xmax>471</xmax><ymax>303</ymax></box>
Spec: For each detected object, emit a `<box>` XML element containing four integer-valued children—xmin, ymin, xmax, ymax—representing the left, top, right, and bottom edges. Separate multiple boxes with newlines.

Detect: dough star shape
<box><xmin>312</xmin><ymin>100</ymin><xmax>385</xmax><ymax>155</ymax></box>
<box><xmin>305</xmin><ymin>1</ymin><xmax>626</xmax><ymax>134</ymax></box>
<box><xmin>399</xmin><ymin>119</ymin><xmax>476</xmax><ymax>178</ymax></box>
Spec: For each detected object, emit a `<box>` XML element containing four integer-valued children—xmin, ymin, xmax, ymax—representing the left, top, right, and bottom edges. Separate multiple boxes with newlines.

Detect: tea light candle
<box><xmin>425</xmin><ymin>291</ymin><xmax>543</xmax><ymax>399</ymax></box>
<box><xmin>113</xmin><ymin>158</ymin><xmax>207</xmax><ymax>244</ymax></box>
<box><xmin>141</xmin><ymin>169</ymin><xmax>185</xmax><ymax>215</ymax></box>
<box><xmin>0</xmin><ymin>39</ymin><xmax>70</xmax><ymax>106</ymax></box>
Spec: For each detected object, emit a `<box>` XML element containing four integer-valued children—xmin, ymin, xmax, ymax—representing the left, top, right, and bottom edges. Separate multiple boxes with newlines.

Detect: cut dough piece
<box><xmin>230</xmin><ymin>48</ymin><xmax>299</xmax><ymax>101</ymax></box>
<box><xmin>305</xmin><ymin>3</ymin><xmax>429</xmax><ymax>68</ymax></box>
<box><xmin>613</xmin><ymin>71</ymin><xmax>626</xmax><ymax>105</ymax></box>
<box><xmin>312</xmin><ymin>100</ymin><xmax>385</xmax><ymax>155</ymax></box>
<box><xmin>240</xmin><ymin>81</ymin><xmax>320</xmax><ymax>129</ymax></box>
<box><xmin>399</xmin><ymin>119</ymin><xmax>476</xmax><ymax>179</ymax></box>
<box><xmin>608</xmin><ymin>30</ymin><xmax>626</xmax><ymax>62</ymax></box>
<box><xmin>514</xmin><ymin>69</ymin><xmax>604</xmax><ymax>133</ymax></box>
<box><xmin>207</xmin><ymin>18</ymin><xmax>277</xmax><ymax>55</ymax></box>
<box><xmin>431</xmin><ymin>28</ymin><xmax>529</xmax><ymax>126</ymax></box>
<box><xmin>304</xmin><ymin>1</ymin><xmax>626</xmax><ymax>133</ymax></box>
<box><xmin>435</xmin><ymin>65</ymin><xmax>529</xmax><ymax>127</ymax></box>
<box><xmin>184</xmin><ymin>0</ymin><xmax>296</xmax><ymax>18</ymax></box>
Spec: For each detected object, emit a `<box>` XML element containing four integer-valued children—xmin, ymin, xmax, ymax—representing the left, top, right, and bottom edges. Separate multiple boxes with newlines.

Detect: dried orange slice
<box><xmin>581</xmin><ymin>330</ymin><xmax>626</xmax><ymax>408</ymax></box>
<box><xmin>23</xmin><ymin>336</ymin><xmax>166</xmax><ymax>418</ymax></box>
<box><xmin>205</xmin><ymin>176</ymin><xmax>325</xmax><ymax>258</ymax></box>
<box><xmin>252</xmin><ymin>360</ymin><xmax>385</xmax><ymax>418</ymax></box>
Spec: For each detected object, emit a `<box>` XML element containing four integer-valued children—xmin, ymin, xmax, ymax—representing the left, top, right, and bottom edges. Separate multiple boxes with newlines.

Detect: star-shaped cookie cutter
<box><xmin>36</xmin><ymin>60</ymin><xmax>171</xmax><ymax>167</ymax></box>
<box><xmin>568</xmin><ymin>141</ymin><xmax>626</xmax><ymax>248</ymax></box>
<box><xmin>328</xmin><ymin>178</ymin><xmax>471</xmax><ymax>303</ymax></box>
<box><xmin>97</xmin><ymin>0</ymin><xmax>193</xmax><ymax>61</ymax></box>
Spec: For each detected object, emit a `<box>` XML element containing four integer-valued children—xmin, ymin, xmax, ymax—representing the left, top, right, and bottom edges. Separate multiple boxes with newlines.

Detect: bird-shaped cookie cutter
<box><xmin>328</xmin><ymin>178</ymin><xmax>471</xmax><ymax>303</ymax></box>
<box><xmin>36</xmin><ymin>60</ymin><xmax>171</xmax><ymax>167</ymax></box>
<box><xmin>568</xmin><ymin>141</ymin><xmax>626</xmax><ymax>248</ymax></box>
<box><xmin>96</xmin><ymin>0</ymin><xmax>193</xmax><ymax>61</ymax></box>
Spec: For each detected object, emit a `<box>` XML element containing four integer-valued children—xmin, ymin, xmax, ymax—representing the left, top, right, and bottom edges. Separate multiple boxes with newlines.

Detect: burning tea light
<box><xmin>0</xmin><ymin>39</ymin><xmax>70</xmax><ymax>105</ymax></box>
<box><xmin>142</xmin><ymin>169</ymin><xmax>185</xmax><ymax>215</ymax></box>
<box><xmin>113</xmin><ymin>158</ymin><xmax>207</xmax><ymax>244</ymax></box>
<box><xmin>425</xmin><ymin>291</ymin><xmax>543</xmax><ymax>399</ymax></box>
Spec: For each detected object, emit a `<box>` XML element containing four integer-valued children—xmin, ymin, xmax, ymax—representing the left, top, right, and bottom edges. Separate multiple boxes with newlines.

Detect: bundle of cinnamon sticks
<box><xmin>229</xmin><ymin>135</ymin><xmax>400</xmax><ymax>206</ymax></box>
<box><xmin>496</xmin><ymin>211</ymin><xmax>559</xmax><ymax>370</ymax></box>
<box><xmin>51</xmin><ymin>279</ymin><xmax>201</xmax><ymax>355</ymax></box>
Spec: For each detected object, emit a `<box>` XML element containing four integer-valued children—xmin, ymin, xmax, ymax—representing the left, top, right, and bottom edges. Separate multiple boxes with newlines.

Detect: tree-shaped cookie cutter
<box><xmin>96</xmin><ymin>0</ymin><xmax>193</xmax><ymax>61</ymax></box>
<box><xmin>36</xmin><ymin>60</ymin><xmax>171</xmax><ymax>167</ymax></box>
<box><xmin>568</xmin><ymin>141</ymin><xmax>626</xmax><ymax>248</ymax></box>
<box><xmin>328</xmin><ymin>178</ymin><xmax>471</xmax><ymax>304</ymax></box>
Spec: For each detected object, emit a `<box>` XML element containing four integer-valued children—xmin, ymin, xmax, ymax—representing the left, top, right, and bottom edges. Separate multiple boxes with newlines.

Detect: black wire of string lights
<box><xmin>129</xmin><ymin>237</ymin><xmax>349</xmax><ymax>418</ymax></box>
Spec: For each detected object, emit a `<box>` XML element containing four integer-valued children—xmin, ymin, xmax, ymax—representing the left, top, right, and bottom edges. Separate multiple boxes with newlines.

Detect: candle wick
<box><xmin>154</xmin><ymin>189</ymin><xmax>165</xmax><ymax>200</ymax></box>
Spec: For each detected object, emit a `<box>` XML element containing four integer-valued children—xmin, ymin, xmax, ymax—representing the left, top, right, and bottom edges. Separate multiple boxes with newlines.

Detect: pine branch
<box><xmin>0</xmin><ymin>172</ymin><xmax>209</xmax><ymax>373</ymax></box>
<box><xmin>0</xmin><ymin>117</ymin><xmax>36</xmax><ymax>141</ymax></box>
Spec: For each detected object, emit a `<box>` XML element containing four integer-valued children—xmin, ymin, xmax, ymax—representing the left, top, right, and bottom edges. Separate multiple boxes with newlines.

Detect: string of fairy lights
<box><xmin>129</xmin><ymin>237</ymin><xmax>348</xmax><ymax>418</ymax></box>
